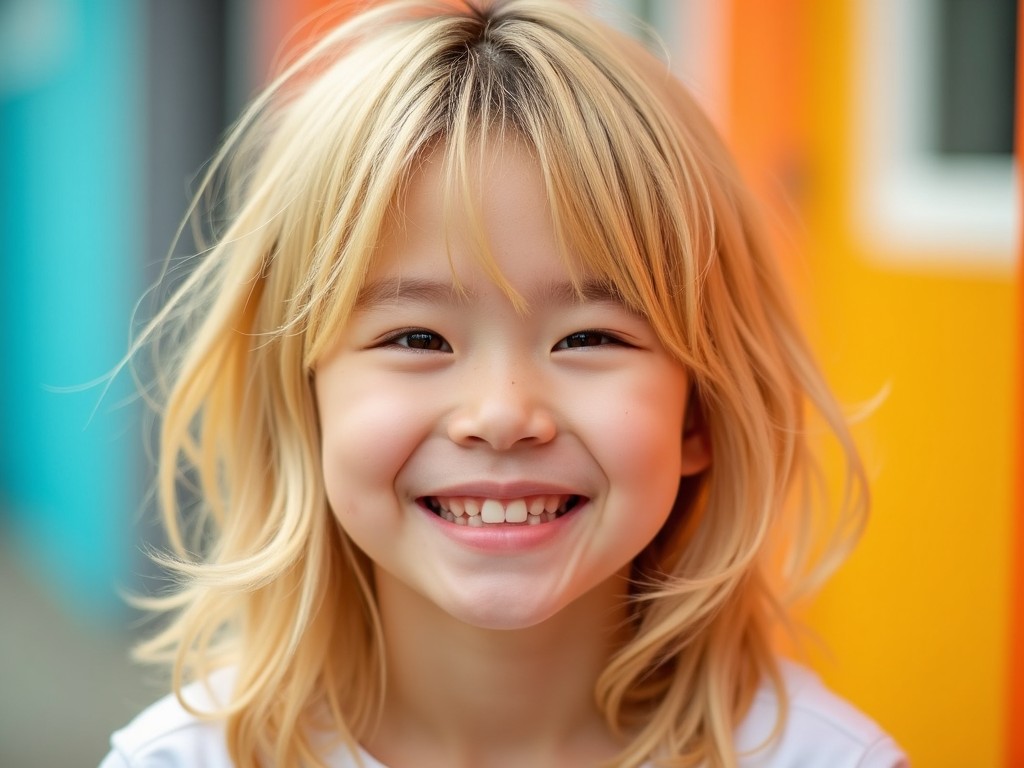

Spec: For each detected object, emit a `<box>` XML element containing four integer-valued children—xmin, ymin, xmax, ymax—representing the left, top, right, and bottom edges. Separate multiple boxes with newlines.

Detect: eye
<box><xmin>383</xmin><ymin>329</ymin><xmax>452</xmax><ymax>352</ymax></box>
<box><xmin>554</xmin><ymin>331</ymin><xmax>623</xmax><ymax>350</ymax></box>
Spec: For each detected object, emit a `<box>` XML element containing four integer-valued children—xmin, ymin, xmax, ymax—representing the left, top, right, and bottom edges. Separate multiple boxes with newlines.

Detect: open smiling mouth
<box><xmin>422</xmin><ymin>495</ymin><xmax>583</xmax><ymax>526</ymax></box>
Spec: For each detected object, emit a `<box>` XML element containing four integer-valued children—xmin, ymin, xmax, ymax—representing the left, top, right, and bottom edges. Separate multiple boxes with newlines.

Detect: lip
<box><xmin>415</xmin><ymin>482</ymin><xmax>588</xmax><ymax>554</ymax></box>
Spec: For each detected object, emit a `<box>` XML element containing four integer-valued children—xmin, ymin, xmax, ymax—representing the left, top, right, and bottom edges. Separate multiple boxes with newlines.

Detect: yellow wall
<box><xmin>796</xmin><ymin>3</ymin><xmax>1016</xmax><ymax>765</ymax></box>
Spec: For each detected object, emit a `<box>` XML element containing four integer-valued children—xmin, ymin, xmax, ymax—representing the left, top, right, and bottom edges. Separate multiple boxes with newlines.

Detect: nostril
<box><xmin>446</xmin><ymin>399</ymin><xmax>557</xmax><ymax>450</ymax></box>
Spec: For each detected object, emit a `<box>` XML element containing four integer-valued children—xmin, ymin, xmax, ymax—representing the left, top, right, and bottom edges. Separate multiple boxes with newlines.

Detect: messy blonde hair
<box><xmin>135</xmin><ymin>1</ymin><xmax>867</xmax><ymax>766</ymax></box>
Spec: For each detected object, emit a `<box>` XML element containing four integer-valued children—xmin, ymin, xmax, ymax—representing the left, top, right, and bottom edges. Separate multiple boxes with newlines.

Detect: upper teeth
<box><xmin>431</xmin><ymin>495</ymin><xmax>571</xmax><ymax>525</ymax></box>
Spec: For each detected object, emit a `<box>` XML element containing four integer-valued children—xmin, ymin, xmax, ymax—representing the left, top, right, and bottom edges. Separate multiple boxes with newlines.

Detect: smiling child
<box><xmin>102</xmin><ymin>2</ymin><xmax>907</xmax><ymax>766</ymax></box>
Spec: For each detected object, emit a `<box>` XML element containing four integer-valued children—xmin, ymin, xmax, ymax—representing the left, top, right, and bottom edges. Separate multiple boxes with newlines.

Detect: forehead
<box><xmin>383</xmin><ymin>140</ymin><xmax>549</xmax><ymax>249</ymax></box>
<box><xmin>352</xmin><ymin>140</ymin><xmax>633</xmax><ymax>317</ymax></box>
<box><xmin>368</xmin><ymin>140</ymin><xmax>562</xmax><ymax>288</ymax></box>
<box><xmin>350</xmin><ymin>134</ymin><xmax>652</xmax><ymax>323</ymax></box>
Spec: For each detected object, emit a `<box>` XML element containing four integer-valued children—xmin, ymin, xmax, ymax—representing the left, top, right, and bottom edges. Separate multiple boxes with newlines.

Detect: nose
<box><xmin>447</xmin><ymin>363</ymin><xmax>557</xmax><ymax>450</ymax></box>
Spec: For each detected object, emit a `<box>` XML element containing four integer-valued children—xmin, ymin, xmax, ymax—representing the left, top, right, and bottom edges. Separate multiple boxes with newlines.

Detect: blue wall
<box><xmin>1</xmin><ymin>0</ymin><xmax>143</xmax><ymax>618</ymax></box>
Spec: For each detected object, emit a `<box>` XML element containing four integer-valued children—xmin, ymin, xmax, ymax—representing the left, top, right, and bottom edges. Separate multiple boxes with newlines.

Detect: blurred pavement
<box><xmin>0</xmin><ymin>540</ymin><xmax>159</xmax><ymax>768</ymax></box>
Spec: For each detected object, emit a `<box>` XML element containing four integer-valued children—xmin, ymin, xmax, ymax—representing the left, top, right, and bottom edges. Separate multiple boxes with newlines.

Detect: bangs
<box><xmin>284</xmin><ymin>0</ymin><xmax>711</xmax><ymax>370</ymax></box>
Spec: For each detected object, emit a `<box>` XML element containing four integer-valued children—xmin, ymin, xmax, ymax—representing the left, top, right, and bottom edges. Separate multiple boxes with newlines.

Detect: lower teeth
<box><xmin>432</xmin><ymin>498</ymin><xmax>576</xmax><ymax>525</ymax></box>
<box><xmin>440</xmin><ymin>510</ymin><xmax>559</xmax><ymax>524</ymax></box>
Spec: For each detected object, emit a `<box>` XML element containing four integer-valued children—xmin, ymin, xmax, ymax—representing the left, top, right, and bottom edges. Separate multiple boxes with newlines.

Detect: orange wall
<box><xmin>722</xmin><ymin>1</ymin><xmax>1017</xmax><ymax>765</ymax></box>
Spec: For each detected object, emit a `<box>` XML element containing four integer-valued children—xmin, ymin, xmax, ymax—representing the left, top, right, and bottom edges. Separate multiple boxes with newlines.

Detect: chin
<box><xmin>437</xmin><ymin>585</ymin><xmax>571</xmax><ymax>631</ymax></box>
<box><xmin>455</xmin><ymin>609</ymin><xmax>560</xmax><ymax>632</ymax></box>
<box><xmin>452</xmin><ymin>610</ymin><xmax>565</xmax><ymax>634</ymax></box>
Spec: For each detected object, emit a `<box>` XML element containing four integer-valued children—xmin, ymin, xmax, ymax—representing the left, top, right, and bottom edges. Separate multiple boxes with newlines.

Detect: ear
<box><xmin>680</xmin><ymin>389</ymin><xmax>711</xmax><ymax>477</ymax></box>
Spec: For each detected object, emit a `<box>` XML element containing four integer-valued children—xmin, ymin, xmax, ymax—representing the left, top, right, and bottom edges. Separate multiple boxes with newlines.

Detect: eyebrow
<box><xmin>355</xmin><ymin>277</ymin><xmax>463</xmax><ymax>309</ymax></box>
<box><xmin>354</xmin><ymin>276</ymin><xmax>625</xmax><ymax>310</ymax></box>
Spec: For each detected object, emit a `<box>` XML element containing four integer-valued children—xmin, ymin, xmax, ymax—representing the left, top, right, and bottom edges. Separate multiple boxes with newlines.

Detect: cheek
<box><xmin>586</xmin><ymin>371</ymin><xmax>688</xmax><ymax>486</ymax></box>
<box><xmin>315</xmin><ymin>377</ymin><xmax>431</xmax><ymax>513</ymax></box>
<box><xmin>582</xmin><ymin>369</ymin><xmax>689</xmax><ymax>560</ymax></box>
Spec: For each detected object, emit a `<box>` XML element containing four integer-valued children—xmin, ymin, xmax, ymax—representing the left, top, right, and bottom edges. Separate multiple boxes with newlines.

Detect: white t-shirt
<box><xmin>100</xmin><ymin>660</ymin><xmax>907</xmax><ymax>767</ymax></box>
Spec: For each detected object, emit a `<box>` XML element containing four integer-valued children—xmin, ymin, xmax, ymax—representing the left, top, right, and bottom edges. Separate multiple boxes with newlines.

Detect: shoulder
<box><xmin>99</xmin><ymin>672</ymin><xmax>235</xmax><ymax>768</ymax></box>
<box><xmin>736</xmin><ymin>659</ymin><xmax>908</xmax><ymax>767</ymax></box>
<box><xmin>98</xmin><ymin>671</ymin><xmax>371</xmax><ymax>768</ymax></box>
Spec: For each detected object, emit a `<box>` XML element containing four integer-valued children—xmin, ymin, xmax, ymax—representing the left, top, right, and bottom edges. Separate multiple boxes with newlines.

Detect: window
<box><xmin>855</xmin><ymin>0</ymin><xmax>1017</xmax><ymax>267</ymax></box>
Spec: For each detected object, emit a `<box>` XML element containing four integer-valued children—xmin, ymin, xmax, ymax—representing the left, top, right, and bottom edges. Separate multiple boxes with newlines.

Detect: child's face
<box><xmin>314</xmin><ymin>141</ymin><xmax>709</xmax><ymax>631</ymax></box>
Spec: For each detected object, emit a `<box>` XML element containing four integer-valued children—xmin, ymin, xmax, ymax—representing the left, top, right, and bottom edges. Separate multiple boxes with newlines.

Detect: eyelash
<box><xmin>380</xmin><ymin>328</ymin><xmax>625</xmax><ymax>352</ymax></box>
<box><xmin>553</xmin><ymin>331</ymin><xmax>624</xmax><ymax>350</ymax></box>
<box><xmin>381</xmin><ymin>329</ymin><xmax>452</xmax><ymax>352</ymax></box>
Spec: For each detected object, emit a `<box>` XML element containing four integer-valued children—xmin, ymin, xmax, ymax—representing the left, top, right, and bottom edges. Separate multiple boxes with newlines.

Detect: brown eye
<box><xmin>390</xmin><ymin>330</ymin><xmax>452</xmax><ymax>352</ymax></box>
<box><xmin>555</xmin><ymin>331</ymin><xmax>619</xmax><ymax>349</ymax></box>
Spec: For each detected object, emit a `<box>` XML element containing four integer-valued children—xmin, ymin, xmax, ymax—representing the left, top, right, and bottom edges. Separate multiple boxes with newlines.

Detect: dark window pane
<box><xmin>933</xmin><ymin>0</ymin><xmax>1017</xmax><ymax>155</ymax></box>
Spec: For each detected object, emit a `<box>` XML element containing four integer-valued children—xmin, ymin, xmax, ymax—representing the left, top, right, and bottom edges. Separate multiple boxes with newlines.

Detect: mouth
<box><xmin>421</xmin><ymin>495</ymin><xmax>583</xmax><ymax>526</ymax></box>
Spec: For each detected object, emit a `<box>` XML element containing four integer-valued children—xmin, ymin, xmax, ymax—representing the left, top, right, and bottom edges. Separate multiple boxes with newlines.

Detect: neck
<box><xmin>363</xmin><ymin>569</ymin><xmax>632</xmax><ymax>768</ymax></box>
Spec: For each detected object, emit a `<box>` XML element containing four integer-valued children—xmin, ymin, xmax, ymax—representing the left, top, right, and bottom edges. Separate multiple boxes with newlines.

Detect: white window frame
<box><xmin>854</xmin><ymin>0</ymin><xmax>1018</xmax><ymax>271</ymax></box>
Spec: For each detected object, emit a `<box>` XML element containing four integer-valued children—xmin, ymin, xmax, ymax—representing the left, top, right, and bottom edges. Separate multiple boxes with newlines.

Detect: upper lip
<box><xmin>419</xmin><ymin>481</ymin><xmax>585</xmax><ymax>500</ymax></box>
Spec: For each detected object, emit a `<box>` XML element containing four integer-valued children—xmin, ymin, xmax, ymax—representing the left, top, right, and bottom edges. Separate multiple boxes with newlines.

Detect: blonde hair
<box><xmin>135</xmin><ymin>1</ymin><xmax>867</xmax><ymax>766</ymax></box>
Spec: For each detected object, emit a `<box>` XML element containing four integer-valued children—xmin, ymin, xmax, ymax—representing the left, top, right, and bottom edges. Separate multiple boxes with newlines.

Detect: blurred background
<box><xmin>0</xmin><ymin>0</ymin><xmax>1018</xmax><ymax>765</ymax></box>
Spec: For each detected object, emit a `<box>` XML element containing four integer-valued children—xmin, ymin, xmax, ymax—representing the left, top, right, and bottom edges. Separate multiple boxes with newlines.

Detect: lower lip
<box><xmin>420</xmin><ymin>502</ymin><xmax>584</xmax><ymax>553</ymax></box>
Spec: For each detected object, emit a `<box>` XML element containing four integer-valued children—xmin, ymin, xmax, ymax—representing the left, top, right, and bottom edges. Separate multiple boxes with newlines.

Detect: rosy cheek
<box><xmin>601</xmin><ymin>379</ymin><xmax>686</xmax><ymax>479</ymax></box>
<box><xmin>612</xmin><ymin>416</ymin><xmax>679</xmax><ymax>479</ymax></box>
<box><xmin>318</xmin><ymin>384</ymin><xmax>427</xmax><ymax>497</ymax></box>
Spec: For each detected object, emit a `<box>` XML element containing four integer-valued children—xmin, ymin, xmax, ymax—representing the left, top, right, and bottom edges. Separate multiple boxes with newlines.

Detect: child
<box><xmin>102</xmin><ymin>1</ymin><xmax>907</xmax><ymax>766</ymax></box>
